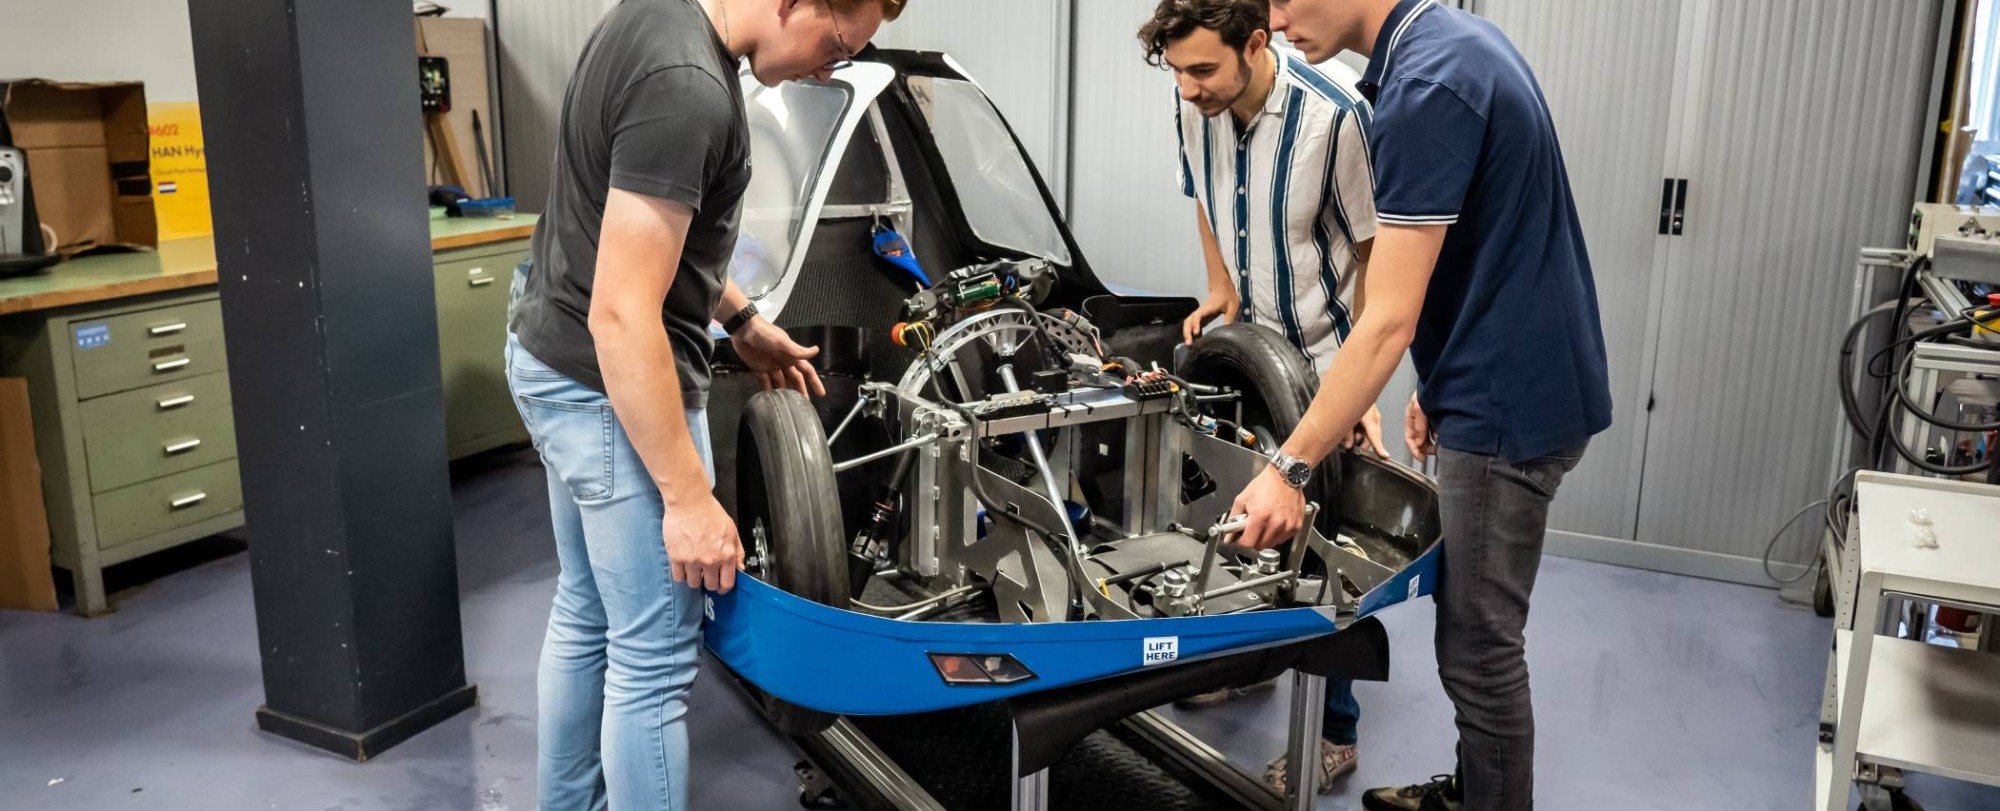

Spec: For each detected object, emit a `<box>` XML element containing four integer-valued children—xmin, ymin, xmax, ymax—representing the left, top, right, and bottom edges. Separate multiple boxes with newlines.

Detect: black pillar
<box><xmin>187</xmin><ymin>0</ymin><xmax>475</xmax><ymax>760</ymax></box>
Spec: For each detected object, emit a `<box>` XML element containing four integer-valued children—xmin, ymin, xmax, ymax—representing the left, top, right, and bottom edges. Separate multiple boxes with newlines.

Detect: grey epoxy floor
<box><xmin>3</xmin><ymin>447</ymin><xmax>1996</xmax><ymax>811</ymax></box>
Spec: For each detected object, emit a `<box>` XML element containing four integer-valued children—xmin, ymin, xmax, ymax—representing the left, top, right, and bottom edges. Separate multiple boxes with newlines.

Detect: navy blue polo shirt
<box><xmin>1359</xmin><ymin>0</ymin><xmax>1612</xmax><ymax>463</ymax></box>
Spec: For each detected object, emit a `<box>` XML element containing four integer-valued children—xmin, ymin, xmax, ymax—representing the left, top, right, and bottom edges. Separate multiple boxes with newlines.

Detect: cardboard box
<box><xmin>1</xmin><ymin>80</ymin><xmax>158</xmax><ymax>255</ymax></box>
<box><xmin>0</xmin><ymin>377</ymin><xmax>58</xmax><ymax>612</ymax></box>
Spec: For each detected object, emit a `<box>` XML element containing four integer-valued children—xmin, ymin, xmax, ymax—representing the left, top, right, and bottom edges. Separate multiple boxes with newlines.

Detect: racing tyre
<box><xmin>737</xmin><ymin>389</ymin><xmax>847</xmax><ymax>734</ymax></box>
<box><xmin>1176</xmin><ymin>323</ymin><xmax>1339</xmax><ymax>523</ymax></box>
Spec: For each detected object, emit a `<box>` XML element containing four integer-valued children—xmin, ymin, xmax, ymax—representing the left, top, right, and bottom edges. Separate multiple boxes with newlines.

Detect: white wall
<box><xmin>0</xmin><ymin>0</ymin><xmax>492</xmax><ymax>104</ymax></box>
<box><xmin>871</xmin><ymin>0</ymin><xmax>1071</xmax><ymax>204</ymax></box>
<box><xmin>0</xmin><ymin>0</ymin><xmax>204</xmax><ymax>101</ymax></box>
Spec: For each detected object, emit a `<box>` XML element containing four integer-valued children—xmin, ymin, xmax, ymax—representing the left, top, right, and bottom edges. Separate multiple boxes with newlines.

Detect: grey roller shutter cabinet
<box><xmin>1478</xmin><ymin>0</ymin><xmax>1944</xmax><ymax>579</ymax></box>
<box><xmin>492</xmin><ymin>0</ymin><xmax>618</xmax><ymax>214</ymax></box>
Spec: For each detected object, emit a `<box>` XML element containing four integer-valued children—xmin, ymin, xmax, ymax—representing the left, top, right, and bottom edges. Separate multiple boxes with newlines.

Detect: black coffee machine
<box><xmin>0</xmin><ymin>97</ymin><xmax>60</xmax><ymax>279</ymax></box>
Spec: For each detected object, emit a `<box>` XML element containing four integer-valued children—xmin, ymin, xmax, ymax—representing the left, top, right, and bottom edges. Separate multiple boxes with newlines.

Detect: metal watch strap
<box><xmin>1269</xmin><ymin>451</ymin><xmax>1312</xmax><ymax>489</ymax></box>
<box><xmin>724</xmin><ymin>302</ymin><xmax>760</xmax><ymax>335</ymax></box>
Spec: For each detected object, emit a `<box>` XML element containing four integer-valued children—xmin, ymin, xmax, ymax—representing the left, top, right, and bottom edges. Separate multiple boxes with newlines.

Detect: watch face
<box><xmin>1284</xmin><ymin>461</ymin><xmax>1312</xmax><ymax>487</ymax></box>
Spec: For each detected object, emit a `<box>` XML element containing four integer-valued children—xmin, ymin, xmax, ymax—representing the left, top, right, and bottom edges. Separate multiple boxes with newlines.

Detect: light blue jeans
<box><xmin>506</xmin><ymin>329</ymin><xmax>711</xmax><ymax>811</ymax></box>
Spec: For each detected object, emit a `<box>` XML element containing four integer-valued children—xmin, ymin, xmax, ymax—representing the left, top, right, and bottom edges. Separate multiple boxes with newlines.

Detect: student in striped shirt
<box><xmin>1140</xmin><ymin>0</ymin><xmax>1389</xmax><ymax>796</ymax></box>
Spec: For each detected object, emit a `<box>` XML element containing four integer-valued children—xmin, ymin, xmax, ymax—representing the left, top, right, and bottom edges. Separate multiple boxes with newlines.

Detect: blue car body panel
<box><xmin>704</xmin><ymin>541</ymin><xmax>1441</xmax><ymax>716</ymax></box>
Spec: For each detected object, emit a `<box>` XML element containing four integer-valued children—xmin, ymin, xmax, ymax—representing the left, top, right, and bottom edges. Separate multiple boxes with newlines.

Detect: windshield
<box><xmin>913</xmin><ymin>77</ymin><xmax>1073</xmax><ymax>266</ymax></box>
<box><xmin>732</xmin><ymin>79</ymin><xmax>854</xmax><ymax>298</ymax></box>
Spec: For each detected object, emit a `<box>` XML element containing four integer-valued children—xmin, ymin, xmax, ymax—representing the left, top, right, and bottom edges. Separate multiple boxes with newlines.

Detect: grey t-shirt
<box><xmin>514</xmin><ymin>0</ymin><xmax>750</xmax><ymax>407</ymax></box>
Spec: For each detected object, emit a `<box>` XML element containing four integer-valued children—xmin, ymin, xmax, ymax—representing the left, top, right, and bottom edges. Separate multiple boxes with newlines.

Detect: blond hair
<box><xmin>833</xmin><ymin>0</ymin><xmax>907</xmax><ymax>21</ymax></box>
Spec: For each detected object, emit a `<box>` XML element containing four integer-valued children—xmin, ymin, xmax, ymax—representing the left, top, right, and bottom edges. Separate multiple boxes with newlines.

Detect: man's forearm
<box><xmin>713</xmin><ymin>279</ymin><xmax>751</xmax><ymax>323</ymax></box>
<box><xmin>595</xmin><ymin>318</ymin><xmax>710</xmax><ymax>503</ymax></box>
<box><xmin>1195</xmin><ymin>202</ymin><xmax>1233</xmax><ymax>297</ymax></box>
<box><xmin>1280</xmin><ymin>321</ymin><xmax>1411</xmax><ymax>465</ymax></box>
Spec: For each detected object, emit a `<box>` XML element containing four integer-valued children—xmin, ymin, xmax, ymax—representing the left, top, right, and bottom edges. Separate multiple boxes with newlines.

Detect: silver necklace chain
<box><xmin>718</xmin><ymin>0</ymin><xmax>731</xmax><ymax>50</ymax></box>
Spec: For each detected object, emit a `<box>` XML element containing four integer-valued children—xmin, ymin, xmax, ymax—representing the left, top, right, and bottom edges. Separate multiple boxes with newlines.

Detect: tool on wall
<box><xmin>419</xmin><ymin>55</ymin><xmax>471</xmax><ymax>195</ymax></box>
<box><xmin>472</xmin><ymin>110</ymin><xmax>498</xmax><ymax>200</ymax></box>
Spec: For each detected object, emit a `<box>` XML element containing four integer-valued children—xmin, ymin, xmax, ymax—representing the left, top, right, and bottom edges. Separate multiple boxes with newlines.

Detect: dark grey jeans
<box><xmin>1434</xmin><ymin>442</ymin><xmax>1586</xmax><ymax>811</ymax></box>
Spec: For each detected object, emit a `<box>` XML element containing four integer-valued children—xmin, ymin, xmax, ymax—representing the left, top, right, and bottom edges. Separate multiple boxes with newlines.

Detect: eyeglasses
<box><xmin>824</xmin><ymin>0</ymin><xmax>855</xmax><ymax>72</ymax></box>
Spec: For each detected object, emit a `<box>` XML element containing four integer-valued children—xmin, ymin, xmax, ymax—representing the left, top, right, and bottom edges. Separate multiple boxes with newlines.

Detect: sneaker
<box><xmin>1361</xmin><ymin>774</ymin><xmax>1463</xmax><ymax>811</ymax></box>
<box><xmin>1262</xmin><ymin>740</ymin><xmax>1358</xmax><ymax>796</ymax></box>
<box><xmin>1171</xmin><ymin>677</ymin><xmax>1278</xmax><ymax>709</ymax></box>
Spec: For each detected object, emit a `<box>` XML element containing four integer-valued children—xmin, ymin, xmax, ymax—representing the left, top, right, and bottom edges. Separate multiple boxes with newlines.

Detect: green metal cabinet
<box><xmin>0</xmin><ymin>291</ymin><xmax>246</xmax><ymax>616</ymax></box>
<box><xmin>0</xmin><ymin>234</ymin><xmax>532</xmax><ymax>615</ymax></box>
<box><xmin>432</xmin><ymin>240</ymin><xmax>530</xmax><ymax>459</ymax></box>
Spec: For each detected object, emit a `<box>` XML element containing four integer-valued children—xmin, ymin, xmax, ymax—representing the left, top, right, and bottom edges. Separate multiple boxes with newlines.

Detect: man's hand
<box><xmin>734</xmin><ymin>319</ymin><xmax>826</xmax><ymax>397</ymax></box>
<box><xmin>1404</xmin><ymin>391</ymin><xmax>1435</xmax><ymax>463</ymax></box>
<box><xmin>1182</xmin><ymin>290</ymin><xmax>1241</xmax><ymax>345</ymax></box>
<box><xmin>1228</xmin><ymin>467</ymin><xmax>1307</xmax><ymax>550</ymax></box>
<box><xmin>1341</xmin><ymin>403</ymin><xmax>1390</xmax><ymax>458</ymax></box>
<box><xmin>666</xmin><ymin>495</ymin><xmax>744</xmax><ymax>593</ymax></box>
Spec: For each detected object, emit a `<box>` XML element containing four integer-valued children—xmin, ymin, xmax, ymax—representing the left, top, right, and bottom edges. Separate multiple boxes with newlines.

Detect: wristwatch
<box><xmin>1268</xmin><ymin>450</ymin><xmax>1313</xmax><ymax>489</ymax></box>
<box><xmin>723</xmin><ymin>302</ymin><xmax>760</xmax><ymax>336</ymax></box>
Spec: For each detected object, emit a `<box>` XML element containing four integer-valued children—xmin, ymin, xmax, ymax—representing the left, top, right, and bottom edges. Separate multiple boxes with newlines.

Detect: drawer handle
<box><xmin>469</xmin><ymin>276</ymin><xmax>495</xmax><ymax>288</ymax></box>
<box><xmin>154</xmin><ymin>358</ymin><xmax>191</xmax><ymax>372</ymax></box>
<box><xmin>164</xmin><ymin>438</ymin><xmax>203</xmax><ymax>455</ymax></box>
<box><xmin>169</xmin><ymin>492</ymin><xmax>208</xmax><ymax>510</ymax></box>
<box><xmin>157</xmin><ymin>394</ymin><xmax>196</xmax><ymax>410</ymax></box>
<box><xmin>149</xmin><ymin>322</ymin><xmax>189</xmax><ymax>337</ymax></box>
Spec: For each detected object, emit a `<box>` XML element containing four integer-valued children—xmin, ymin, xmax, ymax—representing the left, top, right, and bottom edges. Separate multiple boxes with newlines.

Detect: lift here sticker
<box><xmin>1143</xmin><ymin>636</ymin><xmax>1180</xmax><ymax>666</ymax></box>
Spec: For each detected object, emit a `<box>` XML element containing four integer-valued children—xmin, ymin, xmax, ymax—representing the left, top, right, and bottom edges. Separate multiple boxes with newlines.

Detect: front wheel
<box><xmin>736</xmin><ymin>389</ymin><xmax>847</xmax><ymax>734</ymax></box>
<box><xmin>1175</xmin><ymin>323</ymin><xmax>1339</xmax><ymax>525</ymax></box>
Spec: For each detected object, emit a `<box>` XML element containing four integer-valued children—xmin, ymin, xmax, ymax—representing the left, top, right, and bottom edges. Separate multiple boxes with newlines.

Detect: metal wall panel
<box><xmin>1636</xmin><ymin>0</ymin><xmax>1942</xmax><ymax>563</ymax></box>
<box><xmin>1474</xmin><ymin>0</ymin><xmax>1686</xmax><ymax>540</ymax></box>
<box><xmin>1069</xmin><ymin>0</ymin><xmax>1209</xmax><ymax>299</ymax></box>
<box><xmin>493</xmin><ymin>0</ymin><xmax>618</xmax><ymax>213</ymax></box>
<box><xmin>871</xmin><ymin>0</ymin><xmax>1070</xmax><ymax>204</ymax></box>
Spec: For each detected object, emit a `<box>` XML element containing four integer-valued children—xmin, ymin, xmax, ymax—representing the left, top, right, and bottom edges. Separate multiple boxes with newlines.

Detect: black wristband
<box><xmin>723</xmin><ymin>302</ymin><xmax>760</xmax><ymax>335</ymax></box>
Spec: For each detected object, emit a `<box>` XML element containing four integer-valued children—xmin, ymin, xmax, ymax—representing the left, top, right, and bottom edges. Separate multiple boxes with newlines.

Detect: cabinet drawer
<box><xmin>77</xmin><ymin>372</ymin><xmax>234</xmax><ymax>443</ymax></box>
<box><xmin>92</xmin><ymin>459</ymin><xmax>243</xmax><ymax>551</ymax></box>
<box><xmin>82</xmin><ymin>399</ymin><xmax>238</xmax><ymax>494</ymax></box>
<box><xmin>435</xmin><ymin>252</ymin><xmax>527</xmax><ymax>450</ymax></box>
<box><xmin>69</xmin><ymin>299</ymin><xmax>227</xmax><ymax>400</ymax></box>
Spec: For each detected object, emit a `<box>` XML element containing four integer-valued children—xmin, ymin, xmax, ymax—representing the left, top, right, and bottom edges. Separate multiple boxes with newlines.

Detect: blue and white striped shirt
<box><xmin>1176</xmin><ymin>50</ymin><xmax>1377</xmax><ymax>370</ymax></box>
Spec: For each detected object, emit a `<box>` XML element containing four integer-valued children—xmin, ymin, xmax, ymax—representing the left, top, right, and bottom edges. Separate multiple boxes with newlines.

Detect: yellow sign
<box><xmin>147</xmin><ymin>102</ymin><xmax>212</xmax><ymax>240</ymax></box>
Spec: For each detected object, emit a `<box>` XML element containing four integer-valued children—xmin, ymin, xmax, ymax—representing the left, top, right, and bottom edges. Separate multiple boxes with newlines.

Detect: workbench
<box><xmin>0</xmin><ymin>215</ymin><xmax>536</xmax><ymax>615</ymax></box>
<box><xmin>1817</xmin><ymin>472</ymin><xmax>2000</xmax><ymax>811</ymax></box>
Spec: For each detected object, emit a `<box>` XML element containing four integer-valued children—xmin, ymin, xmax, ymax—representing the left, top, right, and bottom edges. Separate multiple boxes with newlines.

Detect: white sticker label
<box><xmin>1143</xmin><ymin>636</ymin><xmax>1180</xmax><ymax>666</ymax></box>
<box><xmin>1408</xmin><ymin>576</ymin><xmax>1421</xmax><ymax>602</ymax></box>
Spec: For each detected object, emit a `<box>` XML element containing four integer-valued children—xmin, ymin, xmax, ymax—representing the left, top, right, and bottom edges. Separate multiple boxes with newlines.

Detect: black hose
<box><xmin>1838</xmin><ymin>300</ymin><xmax>1912</xmax><ymax>445</ymax></box>
<box><xmin>1894</xmin><ymin>346</ymin><xmax>2000</xmax><ymax>433</ymax></box>
<box><xmin>1867</xmin><ymin>259</ymin><xmax>1930</xmax><ymax>466</ymax></box>
<box><xmin>1883</xmin><ymin>395</ymin><xmax>1997</xmax><ymax>476</ymax></box>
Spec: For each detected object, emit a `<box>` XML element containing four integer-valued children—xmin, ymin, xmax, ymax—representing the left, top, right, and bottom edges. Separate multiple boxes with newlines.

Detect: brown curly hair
<box><xmin>1139</xmin><ymin>0</ymin><xmax>1269</xmax><ymax>68</ymax></box>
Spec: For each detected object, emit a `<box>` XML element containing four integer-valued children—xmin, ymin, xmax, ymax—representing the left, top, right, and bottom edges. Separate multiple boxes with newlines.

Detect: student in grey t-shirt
<box><xmin>506</xmin><ymin>1</ymin><xmax>906</xmax><ymax>808</ymax></box>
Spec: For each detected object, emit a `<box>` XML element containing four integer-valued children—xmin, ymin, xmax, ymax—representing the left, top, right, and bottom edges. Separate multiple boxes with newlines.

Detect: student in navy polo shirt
<box><xmin>1230</xmin><ymin>1</ymin><xmax>1614</xmax><ymax>809</ymax></box>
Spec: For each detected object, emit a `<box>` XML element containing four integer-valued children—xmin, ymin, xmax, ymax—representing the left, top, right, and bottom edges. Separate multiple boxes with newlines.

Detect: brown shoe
<box><xmin>1262</xmin><ymin>740</ymin><xmax>1358</xmax><ymax>796</ymax></box>
<box><xmin>1171</xmin><ymin>677</ymin><xmax>1278</xmax><ymax>709</ymax></box>
<box><xmin>1361</xmin><ymin>774</ymin><xmax>1462</xmax><ymax>811</ymax></box>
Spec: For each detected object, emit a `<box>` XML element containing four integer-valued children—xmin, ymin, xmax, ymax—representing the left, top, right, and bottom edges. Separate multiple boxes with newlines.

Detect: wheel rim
<box><xmin>748</xmin><ymin>518</ymin><xmax>774</xmax><ymax>580</ymax></box>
